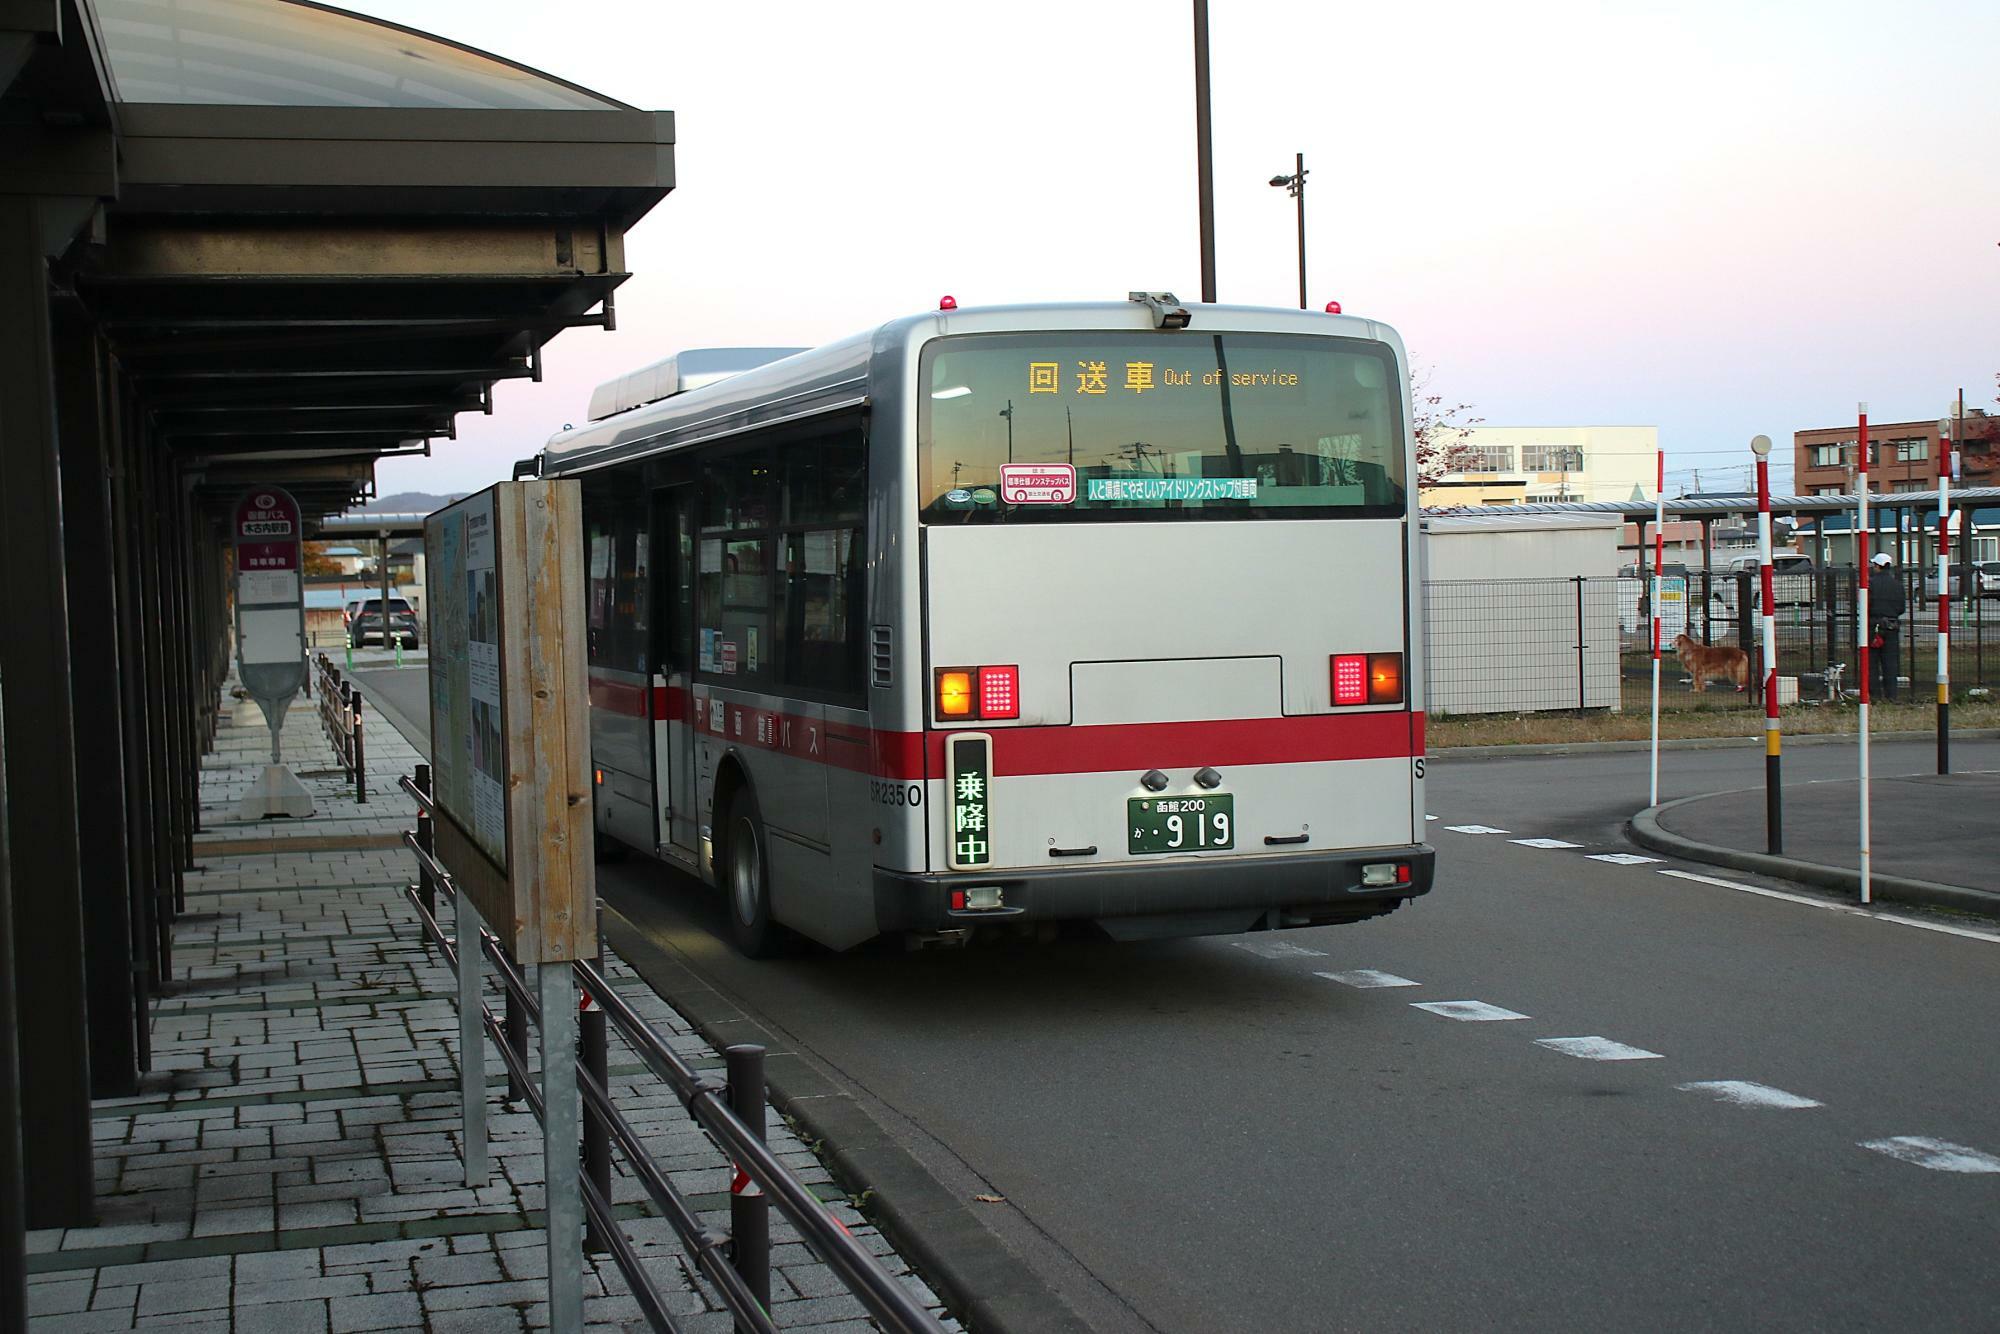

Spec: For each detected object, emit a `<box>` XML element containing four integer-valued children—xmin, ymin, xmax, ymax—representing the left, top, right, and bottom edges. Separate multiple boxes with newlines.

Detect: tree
<box><xmin>1410</xmin><ymin>367</ymin><xmax>1483</xmax><ymax>491</ymax></box>
<box><xmin>302</xmin><ymin>541</ymin><xmax>343</xmax><ymax>577</ymax></box>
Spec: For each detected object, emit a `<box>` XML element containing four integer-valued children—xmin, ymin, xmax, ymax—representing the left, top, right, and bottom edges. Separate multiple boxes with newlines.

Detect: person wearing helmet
<box><xmin>1868</xmin><ymin>551</ymin><xmax>1905</xmax><ymax>701</ymax></box>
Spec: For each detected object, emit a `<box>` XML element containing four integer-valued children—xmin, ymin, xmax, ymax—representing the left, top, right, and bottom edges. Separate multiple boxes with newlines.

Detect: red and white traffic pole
<box><xmin>1856</xmin><ymin>404</ymin><xmax>1872</xmax><ymax>904</ymax></box>
<box><xmin>1648</xmin><ymin>447</ymin><xmax>1665</xmax><ymax>807</ymax></box>
<box><xmin>1752</xmin><ymin>434</ymin><xmax>1781</xmax><ymax>853</ymax></box>
<box><xmin>1937</xmin><ymin>409</ymin><xmax>1953</xmax><ymax>775</ymax></box>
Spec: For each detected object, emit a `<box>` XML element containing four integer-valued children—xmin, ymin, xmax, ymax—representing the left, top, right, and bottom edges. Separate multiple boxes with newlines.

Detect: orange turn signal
<box><xmin>936</xmin><ymin>669</ymin><xmax>974</xmax><ymax>718</ymax></box>
<box><xmin>1367</xmin><ymin>653</ymin><xmax>1404</xmax><ymax>705</ymax></box>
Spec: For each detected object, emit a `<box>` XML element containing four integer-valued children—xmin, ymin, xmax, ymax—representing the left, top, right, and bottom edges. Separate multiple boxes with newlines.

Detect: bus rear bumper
<box><xmin>872</xmin><ymin>843</ymin><xmax>1436</xmax><ymax>938</ymax></box>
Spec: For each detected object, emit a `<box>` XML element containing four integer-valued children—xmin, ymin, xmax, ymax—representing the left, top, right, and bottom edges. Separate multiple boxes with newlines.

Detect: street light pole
<box><xmin>1192</xmin><ymin>0</ymin><xmax>1217</xmax><ymax>303</ymax></box>
<box><xmin>1751</xmin><ymin>434</ymin><xmax>1782</xmax><ymax>854</ymax></box>
<box><xmin>1268</xmin><ymin>154</ymin><xmax>1309</xmax><ymax>309</ymax></box>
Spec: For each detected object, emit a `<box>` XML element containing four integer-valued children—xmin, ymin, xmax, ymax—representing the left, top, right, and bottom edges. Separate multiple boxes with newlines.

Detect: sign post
<box><xmin>231</xmin><ymin>487</ymin><xmax>314</xmax><ymax>818</ymax></box>
<box><xmin>425</xmin><ymin>481</ymin><xmax>593</xmax><ymax>1331</ymax></box>
<box><xmin>1751</xmin><ymin>435</ymin><xmax>1782</xmax><ymax>853</ymax></box>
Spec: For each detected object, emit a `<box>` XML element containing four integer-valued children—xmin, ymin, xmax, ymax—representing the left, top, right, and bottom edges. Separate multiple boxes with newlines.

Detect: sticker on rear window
<box><xmin>1088</xmin><ymin>477</ymin><xmax>1258</xmax><ymax>502</ymax></box>
<box><xmin>999</xmin><ymin>463</ymin><xmax>1076</xmax><ymax>505</ymax></box>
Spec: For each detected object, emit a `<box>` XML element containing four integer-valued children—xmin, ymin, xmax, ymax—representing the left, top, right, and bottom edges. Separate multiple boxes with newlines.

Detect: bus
<box><xmin>537</xmin><ymin>294</ymin><xmax>1434</xmax><ymax>955</ymax></box>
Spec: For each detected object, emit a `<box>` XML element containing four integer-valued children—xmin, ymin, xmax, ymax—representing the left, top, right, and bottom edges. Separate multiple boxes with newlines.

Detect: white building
<box><xmin>1421</xmin><ymin>425</ymin><xmax>1659</xmax><ymax>509</ymax></box>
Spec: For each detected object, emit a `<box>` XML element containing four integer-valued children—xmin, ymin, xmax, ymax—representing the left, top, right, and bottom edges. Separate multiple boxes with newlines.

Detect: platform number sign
<box><xmin>947</xmin><ymin>734</ymin><xmax>993</xmax><ymax>869</ymax></box>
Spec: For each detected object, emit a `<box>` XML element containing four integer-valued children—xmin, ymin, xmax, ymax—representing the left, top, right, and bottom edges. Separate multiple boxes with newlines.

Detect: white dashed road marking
<box><xmin>1425</xmin><ymin>813</ymin><xmax>1438</xmax><ymax>821</ymax></box>
<box><xmin>1511</xmin><ymin>837</ymin><xmax>1583</xmax><ymax>849</ymax></box>
<box><xmin>1587</xmin><ymin>853</ymin><xmax>1662</xmax><ymax>866</ymax></box>
<box><xmin>1230</xmin><ymin>939</ymin><xmax>1327</xmax><ymax>959</ymax></box>
<box><xmin>1444</xmin><ymin>824</ymin><xmax>1510</xmax><ymax>835</ymax></box>
<box><xmin>1412</xmin><ymin>1000</ymin><xmax>1529</xmax><ymax>1022</ymax></box>
<box><xmin>1316</xmin><ymin>969</ymin><xmax>1420</xmax><ymax>989</ymax></box>
<box><xmin>1859</xmin><ymin>1137</ymin><xmax>2000</xmax><ymax>1174</ymax></box>
<box><xmin>1678</xmin><ymin>1080</ymin><xmax>1823</xmax><ymax>1110</ymax></box>
<box><xmin>1658</xmin><ymin>870</ymin><xmax>2000</xmax><ymax>944</ymax></box>
<box><xmin>1536</xmin><ymin>1036</ymin><xmax>1664</xmax><ymax>1061</ymax></box>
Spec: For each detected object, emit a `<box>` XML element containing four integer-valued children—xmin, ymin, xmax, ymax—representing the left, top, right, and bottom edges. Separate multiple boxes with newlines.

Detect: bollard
<box><xmin>396</xmin><ymin>633</ymin><xmax>404</xmax><ymax>669</ymax></box>
<box><xmin>414</xmin><ymin>763</ymin><xmax>435</xmax><ymax>919</ymax></box>
<box><xmin>351</xmin><ymin>692</ymin><xmax>366</xmax><ymax>804</ymax></box>
<box><xmin>725</xmin><ymin>1044</ymin><xmax>771</xmax><ymax>1327</ymax></box>
<box><xmin>579</xmin><ymin>960</ymin><xmax>611</xmax><ymax>1254</ymax></box>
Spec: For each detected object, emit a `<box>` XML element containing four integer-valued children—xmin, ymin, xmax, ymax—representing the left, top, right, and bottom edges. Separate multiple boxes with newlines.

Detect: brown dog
<box><xmin>1673</xmin><ymin>633</ymin><xmax>1751</xmax><ymax>693</ymax></box>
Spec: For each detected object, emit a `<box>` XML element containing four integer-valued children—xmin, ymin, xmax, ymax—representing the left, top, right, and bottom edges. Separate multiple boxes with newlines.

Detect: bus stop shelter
<box><xmin>0</xmin><ymin>0</ymin><xmax>671</xmax><ymax>1310</ymax></box>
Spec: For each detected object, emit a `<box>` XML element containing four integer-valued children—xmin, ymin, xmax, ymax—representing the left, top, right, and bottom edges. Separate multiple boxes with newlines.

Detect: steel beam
<box><xmin>0</xmin><ymin>195</ymin><xmax>95</xmax><ymax>1227</ymax></box>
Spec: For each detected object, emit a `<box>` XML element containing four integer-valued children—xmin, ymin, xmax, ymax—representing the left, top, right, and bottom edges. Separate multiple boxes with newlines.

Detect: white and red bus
<box><xmin>538</xmin><ymin>295</ymin><xmax>1433</xmax><ymax>955</ymax></box>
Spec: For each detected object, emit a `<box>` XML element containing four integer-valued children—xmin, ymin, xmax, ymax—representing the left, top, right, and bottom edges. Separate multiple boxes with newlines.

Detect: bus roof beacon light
<box><xmin>939</xmin><ymin>295</ymin><xmax>957</xmax><ymax>310</ymax></box>
<box><xmin>1324</xmin><ymin>301</ymin><xmax>1342</xmax><ymax>314</ymax></box>
<box><xmin>1128</xmin><ymin>291</ymin><xmax>1191</xmax><ymax>329</ymax></box>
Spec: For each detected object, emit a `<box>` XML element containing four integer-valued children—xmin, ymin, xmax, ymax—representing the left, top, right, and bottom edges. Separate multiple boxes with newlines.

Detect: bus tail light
<box><xmin>1332</xmin><ymin>655</ymin><xmax>1368</xmax><ymax>705</ymax></box>
<box><xmin>1362</xmin><ymin>862</ymin><xmax>1409</xmax><ymax>887</ymax></box>
<box><xmin>936</xmin><ymin>665</ymin><xmax>1020</xmax><ymax>720</ymax></box>
<box><xmin>1331</xmin><ymin>653</ymin><xmax>1405</xmax><ymax>706</ymax></box>
<box><xmin>977</xmin><ymin>665</ymin><xmax>1019</xmax><ymax>719</ymax></box>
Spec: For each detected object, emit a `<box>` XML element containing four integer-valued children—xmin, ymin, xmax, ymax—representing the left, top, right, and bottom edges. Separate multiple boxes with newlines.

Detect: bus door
<box><xmin>652</xmin><ymin>485</ymin><xmax>700</xmax><ymax>857</ymax></box>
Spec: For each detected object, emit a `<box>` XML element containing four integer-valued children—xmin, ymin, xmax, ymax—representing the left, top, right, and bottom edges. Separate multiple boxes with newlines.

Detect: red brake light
<box><xmin>1332</xmin><ymin>654</ymin><xmax>1368</xmax><ymax>706</ymax></box>
<box><xmin>978</xmin><ymin>665</ymin><xmax>1019</xmax><ymax>719</ymax></box>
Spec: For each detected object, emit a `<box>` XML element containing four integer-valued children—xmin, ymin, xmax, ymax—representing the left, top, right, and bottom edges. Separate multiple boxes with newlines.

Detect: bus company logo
<box><xmin>998</xmin><ymin>464</ymin><xmax>1075</xmax><ymax>506</ymax></box>
<box><xmin>255</xmin><ymin>493</ymin><xmax>276</xmax><ymax>509</ymax></box>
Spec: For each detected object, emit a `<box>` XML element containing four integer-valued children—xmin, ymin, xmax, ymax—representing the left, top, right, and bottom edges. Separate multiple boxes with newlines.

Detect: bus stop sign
<box><xmin>232</xmin><ymin>487</ymin><xmax>313</xmax><ymax>814</ymax></box>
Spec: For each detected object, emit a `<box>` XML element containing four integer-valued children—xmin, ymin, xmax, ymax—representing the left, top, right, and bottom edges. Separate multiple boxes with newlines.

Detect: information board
<box><xmin>425</xmin><ymin>482</ymin><xmax>594</xmax><ymax>963</ymax></box>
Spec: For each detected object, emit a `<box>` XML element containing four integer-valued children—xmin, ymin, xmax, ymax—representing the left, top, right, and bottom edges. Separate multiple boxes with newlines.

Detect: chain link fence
<box><xmin>1426</xmin><ymin>570</ymin><xmax>2000</xmax><ymax>715</ymax></box>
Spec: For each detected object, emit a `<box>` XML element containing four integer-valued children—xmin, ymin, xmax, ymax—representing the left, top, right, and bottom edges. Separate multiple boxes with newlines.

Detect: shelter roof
<box><xmin>7</xmin><ymin>0</ymin><xmax>673</xmax><ymax>522</ymax></box>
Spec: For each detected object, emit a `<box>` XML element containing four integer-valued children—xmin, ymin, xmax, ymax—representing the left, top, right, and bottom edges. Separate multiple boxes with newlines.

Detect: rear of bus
<box><xmin>877</xmin><ymin>303</ymin><xmax>1434</xmax><ymax>942</ymax></box>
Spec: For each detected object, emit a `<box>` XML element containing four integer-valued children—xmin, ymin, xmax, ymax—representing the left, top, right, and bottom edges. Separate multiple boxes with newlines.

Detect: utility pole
<box><xmin>1193</xmin><ymin>0</ymin><xmax>1216</xmax><ymax>303</ymax></box>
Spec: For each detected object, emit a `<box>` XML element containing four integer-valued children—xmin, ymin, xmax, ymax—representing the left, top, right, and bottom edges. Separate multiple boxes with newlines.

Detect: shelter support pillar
<box><xmin>53</xmin><ymin>296</ymin><xmax>141</xmax><ymax>1095</ymax></box>
<box><xmin>0</xmin><ymin>195</ymin><xmax>96</xmax><ymax>1227</ymax></box>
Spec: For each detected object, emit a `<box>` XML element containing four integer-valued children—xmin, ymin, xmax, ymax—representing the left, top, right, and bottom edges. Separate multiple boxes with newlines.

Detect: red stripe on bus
<box><xmin>649</xmin><ymin>689</ymin><xmax>1423</xmax><ymax>782</ymax></box>
<box><xmin>946</xmin><ymin>711</ymin><xmax>1422</xmax><ymax>779</ymax></box>
<box><xmin>651</xmin><ymin>685</ymin><xmax>688</xmax><ymax>721</ymax></box>
<box><xmin>588</xmin><ymin>675</ymin><xmax>650</xmax><ymax>717</ymax></box>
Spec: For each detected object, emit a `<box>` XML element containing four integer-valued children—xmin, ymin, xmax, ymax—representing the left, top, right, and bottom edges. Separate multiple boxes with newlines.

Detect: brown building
<box><xmin>1794</xmin><ymin>411</ymin><xmax>1999</xmax><ymax>496</ymax></box>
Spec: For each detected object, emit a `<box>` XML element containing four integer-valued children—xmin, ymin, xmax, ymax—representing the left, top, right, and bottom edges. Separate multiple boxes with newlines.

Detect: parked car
<box><xmin>347</xmin><ymin>596</ymin><xmax>419</xmax><ymax>648</ymax></box>
<box><xmin>340</xmin><ymin>598</ymin><xmax>363</xmax><ymax>635</ymax></box>
<box><xmin>1923</xmin><ymin>561</ymin><xmax>2000</xmax><ymax>600</ymax></box>
<box><xmin>1717</xmin><ymin>553</ymin><xmax>1816</xmax><ymax>610</ymax></box>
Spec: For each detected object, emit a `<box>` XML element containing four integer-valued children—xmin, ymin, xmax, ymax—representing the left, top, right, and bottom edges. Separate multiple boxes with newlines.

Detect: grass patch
<box><xmin>1432</xmin><ymin>699</ymin><xmax>2000</xmax><ymax>748</ymax></box>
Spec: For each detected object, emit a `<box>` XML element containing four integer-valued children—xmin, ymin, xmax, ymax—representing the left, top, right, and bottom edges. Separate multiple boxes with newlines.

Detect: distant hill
<box><xmin>366</xmin><ymin>491</ymin><xmax>462</xmax><ymax>515</ymax></box>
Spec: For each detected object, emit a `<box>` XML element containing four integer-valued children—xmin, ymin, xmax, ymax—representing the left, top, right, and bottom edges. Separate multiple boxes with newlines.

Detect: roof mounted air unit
<box><xmin>586</xmin><ymin>347</ymin><xmax>806</xmax><ymax>422</ymax></box>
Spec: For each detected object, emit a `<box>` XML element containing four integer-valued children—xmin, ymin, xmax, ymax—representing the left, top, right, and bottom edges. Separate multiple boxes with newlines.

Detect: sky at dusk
<box><xmin>354</xmin><ymin>0</ymin><xmax>2000</xmax><ymax>501</ymax></box>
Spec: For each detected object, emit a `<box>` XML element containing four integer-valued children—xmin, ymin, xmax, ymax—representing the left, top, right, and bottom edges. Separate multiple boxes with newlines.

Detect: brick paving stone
<box><xmin>22</xmin><ymin>677</ymin><xmax>959</xmax><ymax>1333</ymax></box>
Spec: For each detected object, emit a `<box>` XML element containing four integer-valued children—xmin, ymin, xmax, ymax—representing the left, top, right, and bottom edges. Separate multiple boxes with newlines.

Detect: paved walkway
<box><xmin>28</xmin><ymin>679</ymin><xmax>950</xmax><ymax>1331</ymax></box>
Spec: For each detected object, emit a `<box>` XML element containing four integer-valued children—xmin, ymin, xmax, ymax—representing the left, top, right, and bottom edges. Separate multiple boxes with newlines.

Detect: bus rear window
<box><xmin>918</xmin><ymin>331</ymin><xmax>1404</xmax><ymax>522</ymax></box>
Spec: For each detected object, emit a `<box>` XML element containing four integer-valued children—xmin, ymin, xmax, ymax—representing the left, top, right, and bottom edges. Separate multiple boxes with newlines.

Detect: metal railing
<box><xmin>397</xmin><ymin>767</ymin><xmax>943</xmax><ymax>1334</ymax></box>
<box><xmin>312</xmin><ymin>654</ymin><xmax>365</xmax><ymax>802</ymax></box>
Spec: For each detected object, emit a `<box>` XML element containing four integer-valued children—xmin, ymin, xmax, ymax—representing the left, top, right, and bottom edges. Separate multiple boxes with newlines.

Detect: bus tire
<box><xmin>722</xmin><ymin>787</ymin><xmax>780</xmax><ymax>958</ymax></box>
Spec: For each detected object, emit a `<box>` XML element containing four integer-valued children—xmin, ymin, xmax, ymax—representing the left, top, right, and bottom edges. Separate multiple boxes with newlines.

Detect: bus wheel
<box><xmin>723</xmin><ymin>787</ymin><xmax>780</xmax><ymax>957</ymax></box>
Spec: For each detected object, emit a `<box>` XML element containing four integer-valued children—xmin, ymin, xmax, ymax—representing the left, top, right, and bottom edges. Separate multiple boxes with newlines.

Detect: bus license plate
<box><xmin>1127</xmin><ymin>795</ymin><xmax>1234</xmax><ymax>855</ymax></box>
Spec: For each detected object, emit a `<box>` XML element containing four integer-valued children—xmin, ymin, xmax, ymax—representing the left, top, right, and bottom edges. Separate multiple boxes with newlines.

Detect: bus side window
<box><xmin>780</xmin><ymin>428</ymin><xmax>867</xmax><ymax>697</ymax></box>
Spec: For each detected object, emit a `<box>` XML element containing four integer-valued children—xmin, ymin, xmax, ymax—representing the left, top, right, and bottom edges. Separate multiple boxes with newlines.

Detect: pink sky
<box><xmin>358</xmin><ymin>0</ymin><xmax>2000</xmax><ymax>501</ymax></box>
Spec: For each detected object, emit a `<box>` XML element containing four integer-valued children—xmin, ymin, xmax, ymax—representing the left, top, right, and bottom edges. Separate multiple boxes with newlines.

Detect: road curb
<box><xmin>1628</xmin><ymin>792</ymin><xmax>2000</xmax><ymax>918</ymax></box>
<box><xmin>599</xmin><ymin>908</ymin><xmax>1093</xmax><ymax>1334</ymax></box>
<box><xmin>1435</xmin><ymin>727</ymin><xmax>2000</xmax><ymax>761</ymax></box>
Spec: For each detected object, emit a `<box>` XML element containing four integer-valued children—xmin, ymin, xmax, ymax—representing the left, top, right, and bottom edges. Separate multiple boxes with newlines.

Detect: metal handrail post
<box><xmin>538</xmin><ymin>962</ymin><xmax>583</xmax><ymax>1334</ymax></box>
<box><xmin>414</xmin><ymin>763</ymin><xmax>434</xmax><ymax>920</ymax></box>
<box><xmin>350</xmin><ymin>691</ymin><xmax>366</xmax><ymax>803</ymax></box>
<box><xmin>726</xmin><ymin>1044</ymin><xmax>772</xmax><ymax>1328</ymax></box>
<box><xmin>455</xmin><ymin>886</ymin><xmax>488</xmax><ymax>1188</ymax></box>
<box><xmin>580</xmin><ymin>944</ymin><xmax>611</xmax><ymax>1254</ymax></box>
